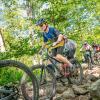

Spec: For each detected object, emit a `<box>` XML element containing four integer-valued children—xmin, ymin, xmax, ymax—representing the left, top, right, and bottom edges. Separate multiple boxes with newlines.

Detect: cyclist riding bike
<box><xmin>92</xmin><ymin>42</ymin><xmax>100</xmax><ymax>54</ymax></box>
<box><xmin>80</xmin><ymin>42</ymin><xmax>93</xmax><ymax>64</ymax></box>
<box><xmin>36</xmin><ymin>18</ymin><xmax>75</xmax><ymax>76</ymax></box>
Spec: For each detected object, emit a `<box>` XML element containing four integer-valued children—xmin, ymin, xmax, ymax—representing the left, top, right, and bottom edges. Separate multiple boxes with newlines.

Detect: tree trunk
<box><xmin>0</xmin><ymin>29</ymin><xmax>6</xmax><ymax>52</ymax></box>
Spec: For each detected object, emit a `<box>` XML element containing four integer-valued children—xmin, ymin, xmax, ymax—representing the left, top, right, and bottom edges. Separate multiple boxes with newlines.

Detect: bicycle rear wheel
<box><xmin>21</xmin><ymin>64</ymin><xmax>56</xmax><ymax>100</ymax></box>
<box><xmin>0</xmin><ymin>60</ymin><xmax>39</xmax><ymax>100</ymax></box>
<box><xmin>68</xmin><ymin>58</ymin><xmax>83</xmax><ymax>85</ymax></box>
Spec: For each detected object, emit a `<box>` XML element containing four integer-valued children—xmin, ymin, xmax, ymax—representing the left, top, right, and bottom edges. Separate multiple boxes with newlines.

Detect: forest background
<box><xmin>0</xmin><ymin>0</ymin><xmax>100</xmax><ymax>84</ymax></box>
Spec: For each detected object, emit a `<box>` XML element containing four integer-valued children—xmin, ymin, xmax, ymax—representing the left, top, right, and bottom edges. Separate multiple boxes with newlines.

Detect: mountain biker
<box><xmin>92</xmin><ymin>42</ymin><xmax>100</xmax><ymax>54</ymax></box>
<box><xmin>36</xmin><ymin>18</ymin><xmax>73</xmax><ymax>73</ymax></box>
<box><xmin>80</xmin><ymin>42</ymin><xmax>93</xmax><ymax>63</ymax></box>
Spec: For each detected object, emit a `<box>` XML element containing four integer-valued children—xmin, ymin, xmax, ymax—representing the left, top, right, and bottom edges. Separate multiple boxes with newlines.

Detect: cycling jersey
<box><xmin>43</xmin><ymin>27</ymin><xmax>60</xmax><ymax>42</ymax></box>
<box><xmin>83</xmin><ymin>44</ymin><xmax>91</xmax><ymax>51</ymax></box>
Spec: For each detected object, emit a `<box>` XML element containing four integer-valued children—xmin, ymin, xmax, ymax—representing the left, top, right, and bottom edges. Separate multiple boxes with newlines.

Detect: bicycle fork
<box><xmin>39</xmin><ymin>66</ymin><xmax>46</xmax><ymax>86</ymax></box>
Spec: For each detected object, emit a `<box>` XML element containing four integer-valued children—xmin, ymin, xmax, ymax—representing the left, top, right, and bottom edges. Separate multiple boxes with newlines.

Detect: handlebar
<box><xmin>38</xmin><ymin>44</ymin><xmax>65</xmax><ymax>64</ymax></box>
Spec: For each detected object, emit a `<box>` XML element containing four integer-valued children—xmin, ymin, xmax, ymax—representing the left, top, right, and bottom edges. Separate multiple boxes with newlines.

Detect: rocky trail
<box><xmin>53</xmin><ymin>64</ymin><xmax>100</xmax><ymax>100</ymax></box>
<box><xmin>19</xmin><ymin>64</ymin><xmax>100</xmax><ymax>100</ymax></box>
<box><xmin>1</xmin><ymin>64</ymin><xmax>100</xmax><ymax>100</ymax></box>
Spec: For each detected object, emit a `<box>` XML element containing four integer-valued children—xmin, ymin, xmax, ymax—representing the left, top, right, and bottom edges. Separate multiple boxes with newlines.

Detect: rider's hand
<box><xmin>80</xmin><ymin>50</ymin><xmax>82</xmax><ymax>52</ymax></box>
<box><xmin>52</xmin><ymin>42</ymin><xmax>57</xmax><ymax>46</ymax></box>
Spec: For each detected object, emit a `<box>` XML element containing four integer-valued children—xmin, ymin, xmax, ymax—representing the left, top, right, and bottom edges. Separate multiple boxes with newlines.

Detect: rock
<box><xmin>53</xmin><ymin>94</ymin><xmax>64</xmax><ymax>100</ymax></box>
<box><xmin>83</xmin><ymin>67</ymin><xmax>100</xmax><ymax>82</ymax></box>
<box><xmin>86</xmin><ymin>74</ymin><xmax>98</xmax><ymax>82</ymax></box>
<box><xmin>92</xmin><ymin>67</ymin><xmax>100</xmax><ymax>77</ymax></box>
<box><xmin>78</xmin><ymin>95</ymin><xmax>90</xmax><ymax>100</ymax></box>
<box><xmin>89</xmin><ymin>79</ymin><xmax>100</xmax><ymax>99</ymax></box>
<box><xmin>80</xmin><ymin>83</ymin><xmax>91</xmax><ymax>90</ymax></box>
<box><xmin>62</xmin><ymin>88</ymin><xmax>75</xmax><ymax>99</ymax></box>
<box><xmin>72</xmin><ymin>85</ymin><xmax>89</xmax><ymax>95</ymax></box>
<box><xmin>56</xmin><ymin>86</ymin><xmax>66</xmax><ymax>94</ymax></box>
<box><xmin>81</xmin><ymin>63</ymin><xmax>88</xmax><ymax>69</ymax></box>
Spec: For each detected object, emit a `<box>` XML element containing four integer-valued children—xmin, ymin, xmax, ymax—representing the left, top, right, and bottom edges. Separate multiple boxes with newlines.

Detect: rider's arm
<box><xmin>80</xmin><ymin>46</ymin><xmax>84</xmax><ymax>52</ymax></box>
<box><xmin>56</xmin><ymin>34</ymin><xmax>64</xmax><ymax>43</ymax></box>
<box><xmin>53</xmin><ymin>28</ymin><xmax>64</xmax><ymax>43</ymax></box>
<box><xmin>52</xmin><ymin>34</ymin><xmax>64</xmax><ymax>46</ymax></box>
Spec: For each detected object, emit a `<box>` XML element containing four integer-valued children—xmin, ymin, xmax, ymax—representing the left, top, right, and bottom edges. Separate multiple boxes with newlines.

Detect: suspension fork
<box><xmin>39</xmin><ymin>65</ymin><xmax>46</xmax><ymax>86</ymax></box>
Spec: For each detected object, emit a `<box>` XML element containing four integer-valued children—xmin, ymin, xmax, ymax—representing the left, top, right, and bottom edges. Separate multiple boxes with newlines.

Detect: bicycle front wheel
<box><xmin>0</xmin><ymin>60</ymin><xmax>39</xmax><ymax>100</ymax></box>
<box><xmin>21</xmin><ymin>64</ymin><xmax>56</xmax><ymax>100</ymax></box>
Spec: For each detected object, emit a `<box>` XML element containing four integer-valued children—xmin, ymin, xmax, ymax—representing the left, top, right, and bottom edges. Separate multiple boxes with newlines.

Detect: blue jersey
<box><xmin>43</xmin><ymin>27</ymin><xmax>60</xmax><ymax>42</ymax></box>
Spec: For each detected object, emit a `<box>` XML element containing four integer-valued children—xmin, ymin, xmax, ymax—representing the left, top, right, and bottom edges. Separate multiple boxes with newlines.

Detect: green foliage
<box><xmin>0</xmin><ymin>68</ymin><xmax>22</xmax><ymax>85</ymax></box>
<box><xmin>0</xmin><ymin>0</ymin><xmax>100</xmax><ymax>84</ymax></box>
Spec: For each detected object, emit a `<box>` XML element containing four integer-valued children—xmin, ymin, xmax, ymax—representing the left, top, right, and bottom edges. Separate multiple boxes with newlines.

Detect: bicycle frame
<box><xmin>40</xmin><ymin>45</ymin><xmax>83</xmax><ymax>85</ymax></box>
<box><xmin>48</xmin><ymin>55</ymin><xmax>64</xmax><ymax>75</ymax></box>
<box><xmin>41</xmin><ymin>47</ymin><xmax>70</xmax><ymax>78</ymax></box>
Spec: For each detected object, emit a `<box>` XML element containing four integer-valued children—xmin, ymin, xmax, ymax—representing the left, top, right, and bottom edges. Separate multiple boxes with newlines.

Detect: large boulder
<box><xmin>81</xmin><ymin>63</ymin><xmax>88</xmax><ymax>69</ymax></box>
<box><xmin>76</xmin><ymin>95</ymin><xmax>90</xmax><ymax>100</ymax></box>
<box><xmin>56</xmin><ymin>83</ymin><xmax>67</xmax><ymax>94</ymax></box>
<box><xmin>89</xmin><ymin>79</ymin><xmax>100</xmax><ymax>99</ymax></box>
<box><xmin>84</xmin><ymin>67</ymin><xmax>100</xmax><ymax>82</ymax></box>
<box><xmin>56</xmin><ymin>86</ymin><xmax>66</xmax><ymax>94</ymax></box>
<box><xmin>62</xmin><ymin>88</ymin><xmax>75</xmax><ymax>99</ymax></box>
<box><xmin>72</xmin><ymin>85</ymin><xmax>89</xmax><ymax>95</ymax></box>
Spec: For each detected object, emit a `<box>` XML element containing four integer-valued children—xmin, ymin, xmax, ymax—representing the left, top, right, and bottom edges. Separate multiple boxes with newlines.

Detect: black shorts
<box><xmin>52</xmin><ymin>46</ymin><xmax>64</xmax><ymax>56</ymax></box>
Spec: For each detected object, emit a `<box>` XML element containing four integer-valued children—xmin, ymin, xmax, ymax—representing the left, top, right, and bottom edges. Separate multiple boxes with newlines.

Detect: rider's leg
<box><xmin>55</xmin><ymin>54</ymin><xmax>71</xmax><ymax>77</ymax></box>
<box><xmin>89</xmin><ymin>51</ymin><xmax>94</xmax><ymax>64</ymax></box>
<box><xmin>84</xmin><ymin>53</ymin><xmax>87</xmax><ymax>62</ymax></box>
<box><xmin>54</xmin><ymin>47</ymin><xmax>72</xmax><ymax>76</ymax></box>
<box><xmin>55</xmin><ymin>54</ymin><xmax>72</xmax><ymax>67</ymax></box>
<box><xmin>56</xmin><ymin>46</ymin><xmax>73</xmax><ymax>67</ymax></box>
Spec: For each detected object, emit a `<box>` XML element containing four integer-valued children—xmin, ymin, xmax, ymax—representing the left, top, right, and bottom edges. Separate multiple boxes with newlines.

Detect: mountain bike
<box><xmin>46</xmin><ymin>51</ymin><xmax>83</xmax><ymax>85</ymax></box>
<box><xmin>21</xmin><ymin>62</ymin><xmax>56</xmax><ymax>100</ymax></box>
<box><xmin>21</xmin><ymin>43</ymin><xmax>83</xmax><ymax>100</ymax></box>
<box><xmin>0</xmin><ymin>60</ymin><xmax>39</xmax><ymax>100</ymax></box>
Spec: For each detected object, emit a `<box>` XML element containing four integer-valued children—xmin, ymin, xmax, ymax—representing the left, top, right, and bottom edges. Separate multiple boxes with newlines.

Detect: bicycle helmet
<box><xmin>36</xmin><ymin>18</ymin><xmax>46</xmax><ymax>26</ymax></box>
<box><xmin>84</xmin><ymin>42</ymin><xmax>87</xmax><ymax>45</ymax></box>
